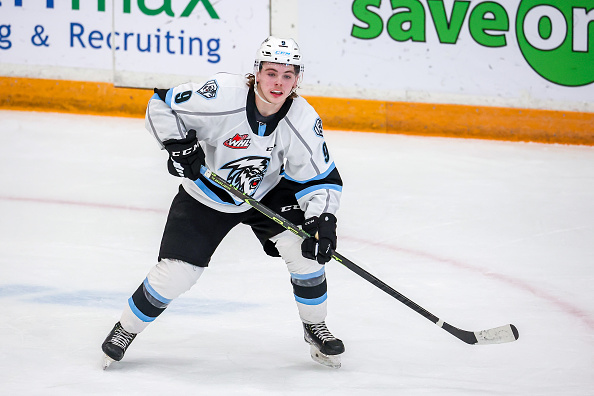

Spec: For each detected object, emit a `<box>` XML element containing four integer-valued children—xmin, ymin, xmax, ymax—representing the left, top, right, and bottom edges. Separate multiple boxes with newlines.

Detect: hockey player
<box><xmin>101</xmin><ymin>37</ymin><xmax>345</xmax><ymax>369</ymax></box>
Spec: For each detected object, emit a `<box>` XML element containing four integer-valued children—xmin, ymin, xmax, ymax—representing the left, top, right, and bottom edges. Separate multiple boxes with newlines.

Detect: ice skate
<box><xmin>101</xmin><ymin>321</ymin><xmax>137</xmax><ymax>369</ymax></box>
<box><xmin>303</xmin><ymin>321</ymin><xmax>344</xmax><ymax>368</ymax></box>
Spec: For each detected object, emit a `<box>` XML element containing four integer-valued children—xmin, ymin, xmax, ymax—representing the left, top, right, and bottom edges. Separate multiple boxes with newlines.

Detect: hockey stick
<box><xmin>200</xmin><ymin>167</ymin><xmax>519</xmax><ymax>345</ymax></box>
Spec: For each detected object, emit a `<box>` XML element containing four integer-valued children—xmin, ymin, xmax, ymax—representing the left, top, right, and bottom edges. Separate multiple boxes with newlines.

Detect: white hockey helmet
<box><xmin>254</xmin><ymin>36</ymin><xmax>304</xmax><ymax>84</ymax></box>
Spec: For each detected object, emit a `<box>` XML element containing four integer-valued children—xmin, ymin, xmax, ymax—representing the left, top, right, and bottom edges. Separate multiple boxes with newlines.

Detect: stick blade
<box><xmin>475</xmin><ymin>324</ymin><xmax>519</xmax><ymax>345</ymax></box>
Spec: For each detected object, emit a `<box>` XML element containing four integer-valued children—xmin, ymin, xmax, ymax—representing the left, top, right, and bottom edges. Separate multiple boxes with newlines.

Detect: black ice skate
<box><xmin>303</xmin><ymin>321</ymin><xmax>344</xmax><ymax>368</ymax></box>
<box><xmin>101</xmin><ymin>321</ymin><xmax>137</xmax><ymax>369</ymax></box>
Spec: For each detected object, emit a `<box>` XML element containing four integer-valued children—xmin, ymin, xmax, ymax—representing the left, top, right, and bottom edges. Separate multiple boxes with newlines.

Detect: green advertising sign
<box><xmin>352</xmin><ymin>0</ymin><xmax>593</xmax><ymax>87</ymax></box>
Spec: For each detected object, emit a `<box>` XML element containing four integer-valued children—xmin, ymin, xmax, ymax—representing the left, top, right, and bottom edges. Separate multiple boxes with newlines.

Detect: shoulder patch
<box><xmin>197</xmin><ymin>79</ymin><xmax>219</xmax><ymax>99</ymax></box>
<box><xmin>313</xmin><ymin>117</ymin><xmax>323</xmax><ymax>138</ymax></box>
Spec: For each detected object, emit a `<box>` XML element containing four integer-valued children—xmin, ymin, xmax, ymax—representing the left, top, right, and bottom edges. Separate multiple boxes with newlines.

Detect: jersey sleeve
<box><xmin>144</xmin><ymin>73</ymin><xmax>244</xmax><ymax>147</ymax></box>
<box><xmin>282</xmin><ymin>103</ymin><xmax>343</xmax><ymax>220</ymax></box>
<box><xmin>145</xmin><ymin>82</ymin><xmax>197</xmax><ymax>147</ymax></box>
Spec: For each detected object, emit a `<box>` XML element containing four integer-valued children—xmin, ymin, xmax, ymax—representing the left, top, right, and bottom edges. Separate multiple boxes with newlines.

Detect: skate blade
<box><xmin>309</xmin><ymin>345</ymin><xmax>341</xmax><ymax>369</ymax></box>
<box><xmin>102</xmin><ymin>354</ymin><xmax>115</xmax><ymax>370</ymax></box>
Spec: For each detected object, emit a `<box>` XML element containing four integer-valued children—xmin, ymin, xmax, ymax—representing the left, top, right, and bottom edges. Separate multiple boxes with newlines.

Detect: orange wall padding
<box><xmin>305</xmin><ymin>97</ymin><xmax>594</xmax><ymax>146</ymax></box>
<box><xmin>0</xmin><ymin>77</ymin><xmax>151</xmax><ymax>118</ymax></box>
<box><xmin>1</xmin><ymin>77</ymin><xmax>593</xmax><ymax>145</ymax></box>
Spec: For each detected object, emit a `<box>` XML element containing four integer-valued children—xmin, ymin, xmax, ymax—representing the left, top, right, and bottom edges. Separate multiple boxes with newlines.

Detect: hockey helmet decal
<box><xmin>255</xmin><ymin>37</ymin><xmax>304</xmax><ymax>76</ymax></box>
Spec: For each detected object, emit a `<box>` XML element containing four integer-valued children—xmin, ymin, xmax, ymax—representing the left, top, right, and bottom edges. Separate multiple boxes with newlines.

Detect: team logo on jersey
<box><xmin>313</xmin><ymin>117</ymin><xmax>323</xmax><ymax>137</ymax></box>
<box><xmin>221</xmin><ymin>156</ymin><xmax>270</xmax><ymax>197</ymax></box>
<box><xmin>197</xmin><ymin>79</ymin><xmax>218</xmax><ymax>99</ymax></box>
<box><xmin>223</xmin><ymin>133</ymin><xmax>251</xmax><ymax>149</ymax></box>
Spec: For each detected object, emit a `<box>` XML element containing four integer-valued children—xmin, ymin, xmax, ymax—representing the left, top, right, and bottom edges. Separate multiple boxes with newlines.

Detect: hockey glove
<box><xmin>162</xmin><ymin>129</ymin><xmax>205</xmax><ymax>180</ymax></box>
<box><xmin>301</xmin><ymin>213</ymin><xmax>337</xmax><ymax>264</ymax></box>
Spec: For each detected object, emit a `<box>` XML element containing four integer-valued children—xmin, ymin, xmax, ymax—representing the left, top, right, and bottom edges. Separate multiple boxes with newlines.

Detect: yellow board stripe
<box><xmin>1</xmin><ymin>77</ymin><xmax>592</xmax><ymax>145</ymax></box>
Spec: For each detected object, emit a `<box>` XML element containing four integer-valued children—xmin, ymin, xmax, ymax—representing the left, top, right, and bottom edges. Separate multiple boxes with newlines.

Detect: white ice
<box><xmin>0</xmin><ymin>110</ymin><xmax>593</xmax><ymax>395</ymax></box>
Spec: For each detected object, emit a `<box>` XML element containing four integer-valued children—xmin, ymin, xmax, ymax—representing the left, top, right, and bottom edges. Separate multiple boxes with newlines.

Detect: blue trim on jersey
<box><xmin>290</xmin><ymin>267</ymin><xmax>326</xmax><ymax>280</ymax></box>
<box><xmin>295</xmin><ymin>184</ymin><xmax>343</xmax><ymax>201</ymax></box>
<box><xmin>128</xmin><ymin>297</ymin><xmax>155</xmax><ymax>322</ymax></box>
<box><xmin>143</xmin><ymin>278</ymin><xmax>171</xmax><ymax>304</ymax></box>
<box><xmin>283</xmin><ymin>162</ymin><xmax>336</xmax><ymax>184</ymax></box>
<box><xmin>194</xmin><ymin>178</ymin><xmax>236</xmax><ymax>205</ymax></box>
<box><xmin>294</xmin><ymin>293</ymin><xmax>328</xmax><ymax>306</ymax></box>
<box><xmin>165</xmin><ymin>88</ymin><xmax>173</xmax><ymax>107</ymax></box>
<box><xmin>258</xmin><ymin>123</ymin><xmax>266</xmax><ymax>137</ymax></box>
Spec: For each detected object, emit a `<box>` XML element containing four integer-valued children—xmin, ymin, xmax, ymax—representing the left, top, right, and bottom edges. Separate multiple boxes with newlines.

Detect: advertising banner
<box><xmin>0</xmin><ymin>0</ymin><xmax>269</xmax><ymax>86</ymax></box>
<box><xmin>294</xmin><ymin>0</ymin><xmax>593</xmax><ymax>111</ymax></box>
<box><xmin>0</xmin><ymin>1</ymin><xmax>592</xmax><ymax>112</ymax></box>
<box><xmin>111</xmin><ymin>0</ymin><xmax>269</xmax><ymax>87</ymax></box>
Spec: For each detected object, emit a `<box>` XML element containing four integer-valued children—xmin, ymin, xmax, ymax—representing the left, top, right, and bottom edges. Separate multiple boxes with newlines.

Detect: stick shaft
<box><xmin>201</xmin><ymin>167</ymin><xmax>518</xmax><ymax>345</ymax></box>
<box><xmin>203</xmin><ymin>167</ymin><xmax>440</xmax><ymax>321</ymax></box>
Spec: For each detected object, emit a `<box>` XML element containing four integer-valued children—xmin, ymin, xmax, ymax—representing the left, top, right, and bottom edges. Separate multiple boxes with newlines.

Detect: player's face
<box><xmin>256</xmin><ymin>62</ymin><xmax>298</xmax><ymax>106</ymax></box>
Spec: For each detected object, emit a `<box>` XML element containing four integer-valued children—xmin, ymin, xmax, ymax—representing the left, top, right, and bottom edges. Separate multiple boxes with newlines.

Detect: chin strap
<box><xmin>254</xmin><ymin>81</ymin><xmax>273</xmax><ymax>105</ymax></box>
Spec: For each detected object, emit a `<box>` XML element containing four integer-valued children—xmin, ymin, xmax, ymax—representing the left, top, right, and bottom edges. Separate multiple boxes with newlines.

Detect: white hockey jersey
<box><xmin>145</xmin><ymin>72</ymin><xmax>342</xmax><ymax>219</ymax></box>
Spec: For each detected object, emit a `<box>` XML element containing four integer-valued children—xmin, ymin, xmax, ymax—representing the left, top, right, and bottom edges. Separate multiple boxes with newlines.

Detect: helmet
<box><xmin>254</xmin><ymin>36</ymin><xmax>304</xmax><ymax>79</ymax></box>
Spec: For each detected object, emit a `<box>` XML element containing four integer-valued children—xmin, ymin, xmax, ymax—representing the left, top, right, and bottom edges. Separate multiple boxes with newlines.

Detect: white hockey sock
<box><xmin>120</xmin><ymin>258</ymin><xmax>204</xmax><ymax>334</ymax></box>
<box><xmin>271</xmin><ymin>230</ymin><xmax>328</xmax><ymax>324</ymax></box>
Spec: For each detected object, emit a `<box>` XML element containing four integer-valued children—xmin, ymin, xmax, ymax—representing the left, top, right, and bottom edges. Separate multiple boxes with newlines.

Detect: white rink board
<box><xmin>0</xmin><ymin>1</ymin><xmax>592</xmax><ymax>111</ymax></box>
<box><xmin>112</xmin><ymin>0</ymin><xmax>269</xmax><ymax>87</ymax></box>
<box><xmin>0</xmin><ymin>1</ymin><xmax>269</xmax><ymax>87</ymax></box>
<box><xmin>291</xmin><ymin>0</ymin><xmax>593</xmax><ymax>111</ymax></box>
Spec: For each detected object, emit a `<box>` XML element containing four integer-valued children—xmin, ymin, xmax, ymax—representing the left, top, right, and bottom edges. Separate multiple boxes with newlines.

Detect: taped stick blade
<box><xmin>475</xmin><ymin>324</ymin><xmax>519</xmax><ymax>345</ymax></box>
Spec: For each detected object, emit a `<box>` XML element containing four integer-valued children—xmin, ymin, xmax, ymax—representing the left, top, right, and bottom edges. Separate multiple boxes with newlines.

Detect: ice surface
<box><xmin>1</xmin><ymin>110</ymin><xmax>592</xmax><ymax>395</ymax></box>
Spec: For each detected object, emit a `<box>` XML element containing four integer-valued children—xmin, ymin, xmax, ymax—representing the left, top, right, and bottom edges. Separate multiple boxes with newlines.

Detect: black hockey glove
<box><xmin>162</xmin><ymin>129</ymin><xmax>205</xmax><ymax>180</ymax></box>
<box><xmin>301</xmin><ymin>213</ymin><xmax>337</xmax><ymax>264</ymax></box>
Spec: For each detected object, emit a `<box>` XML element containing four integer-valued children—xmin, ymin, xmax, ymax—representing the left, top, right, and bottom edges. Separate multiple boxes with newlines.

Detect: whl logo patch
<box><xmin>223</xmin><ymin>133</ymin><xmax>251</xmax><ymax>149</ymax></box>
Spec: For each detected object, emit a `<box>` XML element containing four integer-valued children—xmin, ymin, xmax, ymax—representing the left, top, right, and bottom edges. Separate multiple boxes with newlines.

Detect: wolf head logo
<box><xmin>197</xmin><ymin>79</ymin><xmax>218</xmax><ymax>99</ymax></box>
<box><xmin>221</xmin><ymin>156</ymin><xmax>270</xmax><ymax>196</ymax></box>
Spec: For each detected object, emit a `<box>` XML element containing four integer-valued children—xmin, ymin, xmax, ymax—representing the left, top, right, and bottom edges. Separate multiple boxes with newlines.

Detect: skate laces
<box><xmin>307</xmin><ymin>322</ymin><xmax>336</xmax><ymax>342</ymax></box>
<box><xmin>110</xmin><ymin>324</ymin><xmax>136</xmax><ymax>350</ymax></box>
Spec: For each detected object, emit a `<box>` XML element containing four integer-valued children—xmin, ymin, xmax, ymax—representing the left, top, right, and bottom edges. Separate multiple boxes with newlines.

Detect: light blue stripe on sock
<box><xmin>143</xmin><ymin>278</ymin><xmax>172</xmax><ymax>304</ymax></box>
<box><xmin>290</xmin><ymin>267</ymin><xmax>325</xmax><ymax>280</ymax></box>
<box><xmin>294</xmin><ymin>293</ymin><xmax>327</xmax><ymax>306</ymax></box>
<box><xmin>128</xmin><ymin>297</ymin><xmax>156</xmax><ymax>322</ymax></box>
